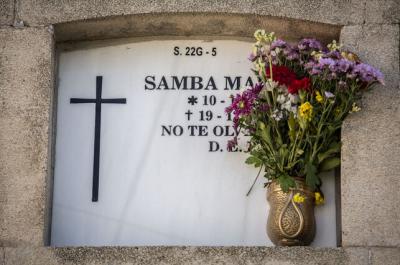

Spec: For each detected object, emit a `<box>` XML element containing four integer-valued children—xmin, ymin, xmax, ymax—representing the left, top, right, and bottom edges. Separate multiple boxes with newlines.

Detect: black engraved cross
<box><xmin>70</xmin><ymin>76</ymin><xmax>126</xmax><ymax>202</ymax></box>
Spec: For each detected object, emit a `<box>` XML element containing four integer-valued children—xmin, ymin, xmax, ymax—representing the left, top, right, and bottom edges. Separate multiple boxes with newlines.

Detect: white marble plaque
<box><xmin>52</xmin><ymin>39</ymin><xmax>336</xmax><ymax>246</ymax></box>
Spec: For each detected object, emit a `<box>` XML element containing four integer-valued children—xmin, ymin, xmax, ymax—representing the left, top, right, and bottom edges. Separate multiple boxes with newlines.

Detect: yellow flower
<box><xmin>298</xmin><ymin>102</ymin><xmax>313</xmax><ymax>122</ymax></box>
<box><xmin>349</xmin><ymin>102</ymin><xmax>361</xmax><ymax>113</ymax></box>
<box><xmin>315</xmin><ymin>192</ymin><xmax>325</xmax><ymax>205</ymax></box>
<box><xmin>341</xmin><ymin>51</ymin><xmax>360</xmax><ymax>62</ymax></box>
<box><xmin>238</xmin><ymin>101</ymin><xmax>245</xmax><ymax>109</ymax></box>
<box><xmin>315</xmin><ymin>91</ymin><xmax>324</xmax><ymax>103</ymax></box>
<box><xmin>327</xmin><ymin>40</ymin><xmax>342</xmax><ymax>51</ymax></box>
<box><xmin>254</xmin><ymin>29</ymin><xmax>267</xmax><ymax>42</ymax></box>
<box><xmin>254</xmin><ymin>30</ymin><xmax>276</xmax><ymax>43</ymax></box>
<box><xmin>293</xmin><ymin>193</ymin><xmax>305</xmax><ymax>203</ymax></box>
<box><xmin>311</xmin><ymin>51</ymin><xmax>323</xmax><ymax>60</ymax></box>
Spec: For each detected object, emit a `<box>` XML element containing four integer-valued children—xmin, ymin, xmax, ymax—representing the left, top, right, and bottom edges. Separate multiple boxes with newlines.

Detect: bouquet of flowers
<box><xmin>226</xmin><ymin>30</ymin><xmax>384</xmax><ymax>202</ymax></box>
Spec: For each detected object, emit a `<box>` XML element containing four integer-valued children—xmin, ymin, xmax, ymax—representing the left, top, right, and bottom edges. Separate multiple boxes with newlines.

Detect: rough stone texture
<box><xmin>370</xmin><ymin>247</ymin><xmax>400</xmax><ymax>265</ymax></box>
<box><xmin>365</xmin><ymin>0</ymin><xmax>400</xmax><ymax>24</ymax></box>
<box><xmin>0</xmin><ymin>27</ymin><xmax>54</xmax><ymax>247</ymax></box>
<box><xmin>15</xmin><ymin>0</ymin><xmax>365</xmax><ymax>27</ymax></box>
<box><xmin>340</xmin><ymin>24</ymin><xmax>400</xmax><ymax>247</ymax></box>
<box><xmin>0</xmin><ymin>247</ymin><xmax>4</xmax><ymax>265</ymax></box>
<box><xmin>3</xmin><ymin>246</ymin><xmax>371</xmax><ymax>265</ymax></box>
<box><xmin>54</xmin><ymin>13</ymin><xmax>341</xmax><ymax>44</ymax></box>
<box><xmin>0</xmin><ymin>0</ymin><xmax>13</xmax><ymax>26</ymax></box>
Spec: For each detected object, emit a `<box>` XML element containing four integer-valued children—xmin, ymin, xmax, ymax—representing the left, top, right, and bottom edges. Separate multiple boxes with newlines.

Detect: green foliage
<box><xmin>245</xmin><ymin>156</ymin><xmax>262</xmax><ymax>168</ymax></box>
<box><xmin>305</xmin><ymin>162</ymin><xmax>320</xmax><ymax>190</ymax></box>
<box><xmin>277</xmin><ymin>174</ymin><xmax>296</xmax><ymax>192</ymax></box>
<box><xmin>317</xmin><ymin>142</ymin><xmax>341</xmax><ymax>163</ymax></box>
<box><xmin>319</xmin><ymin>157</ymin><xmax>341</xmax><ymax>172</ymax></box>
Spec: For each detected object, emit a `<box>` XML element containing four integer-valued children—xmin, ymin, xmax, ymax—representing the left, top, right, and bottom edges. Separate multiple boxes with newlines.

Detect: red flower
<box><xmin>266</xmin><ymin>65</ymin><xmax>296</xmax><ymax>86</ymax></box>
<box><xmin>288</xmin><ymin>77</ymin><xmax>311</xmax><ymax>94</ymax></box>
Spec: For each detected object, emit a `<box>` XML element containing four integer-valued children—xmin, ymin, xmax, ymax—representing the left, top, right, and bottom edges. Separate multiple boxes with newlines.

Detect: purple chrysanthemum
<box><xmin>248</xmin><ymin>52</ymin><xmax>257</xmax><ymax>62</ymax></box>
<box><xmin>318</xmin><ymin>58</ymin><xmax>336</xmax><ymax>68</ymax></box>
<box><xmin>225</xmin><ymin>85</ymin><xmax>260</xmax><ymax>128</ymax></box>
<box><xmin>352</xmin><ymin>63</ymin><xmax>384</xmax><ymax>84</ymax></box>
<box><xmin>258</xmin><ymin>103</ymin><xmax>270</xmax><ymax>112</ymax></box>
<box><xmin>298</xmin><ymin>38</ymin><xmax>323</xmax><ymax>51</ymax></box>
<box><xmin>286</xmin><ymin>50</ymin><xmax>300</xmax><ymax>60</ymax></box>
<box><xmin>250</xmin><ymin>83</ymin><xmax>264</xmax><ymax>95</ymax></box>
<box><xmin>336</xmin><ymin>59</ymin><xmax>354</xmax><ymax>73</ymax></box>
<box><xmin>227</xmin><ymin>136</ymin><xmax>238</xmax><ymax>151</ymax></box>
<box><xmin>271</xmin><ymin>39</ymin><xmax>287</xmax><ymax>50</ymax></box>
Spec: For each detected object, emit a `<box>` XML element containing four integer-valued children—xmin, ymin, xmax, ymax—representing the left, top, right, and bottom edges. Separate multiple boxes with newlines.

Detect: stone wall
<box><xmin>0</xmin><ymin>0</ymin><xmax>399</xmax><ymax>264</ymax></box>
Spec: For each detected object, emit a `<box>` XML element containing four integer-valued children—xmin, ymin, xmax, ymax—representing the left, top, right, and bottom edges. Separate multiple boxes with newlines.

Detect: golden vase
<box><xmin>266</xmin><ymin>178</ymin><xmax>316</xmax><ymax>246</ymax></box>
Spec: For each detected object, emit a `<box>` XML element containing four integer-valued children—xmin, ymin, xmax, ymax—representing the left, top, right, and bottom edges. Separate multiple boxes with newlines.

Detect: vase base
<box><xmin>278</xmin><ymin>238</ymin><xmax>307</xmax><ymax>246</ymax></box>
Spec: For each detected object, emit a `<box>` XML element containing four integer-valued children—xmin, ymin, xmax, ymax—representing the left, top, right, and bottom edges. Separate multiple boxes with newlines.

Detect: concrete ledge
<box><xmin>2</xmin><ymin>246</ymin><xmax>373</xmax><ymax>265</ymax></box>
<box><xmin>16</xmin><ymin>0</ymin><xmax>365</xmax><ymax>27</ymax></box>
<box><xmin>370</xmin><ymin>247</ymin><xmax>400</xmax><ymax>265</ymax></box>
<box><xmin>54</xmin><ymin>13</ymin><xmax>341</xmax><ymax>44</ymax></box>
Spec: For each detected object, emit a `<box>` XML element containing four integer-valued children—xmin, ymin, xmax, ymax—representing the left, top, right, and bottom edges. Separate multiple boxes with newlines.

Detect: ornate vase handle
<box><xmin>278</xmin><ymin>190</ymin><xmax>305</xmax><ymax>238</ymax></box>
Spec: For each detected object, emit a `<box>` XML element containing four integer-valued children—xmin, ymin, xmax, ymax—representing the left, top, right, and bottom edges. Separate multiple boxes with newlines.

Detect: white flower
<box><xmin>289</xmin><ymin>94</ymin><xmax>299</xmax><ymax>104</ymax></box>
<box><xmin>277</xmin><ymin>85</ymin><xmax>287</xmax><ymax>94</ymax></box>
<box><xmin>324</xmin><ymin>91</ymin><xmax>335</xmax><ymax>98</ymax></box>
<box><xmin>290</xmin><ymin>106</ymin><xmax>298</xmax><ymax>116</ymax></box>
<box><xmin>277</xmin><ymin>94</ymin><xmax>286</xmax><ymax>104</ymax></box>
<box><xmin>282</xmin><ymin>100</ymin><xmax>292</xmax><ymax>111</ymax></box>
<box><xmin>272</xmin><ymin>109</ymin><xmax>283</xmax><ymax>121</ymax></box>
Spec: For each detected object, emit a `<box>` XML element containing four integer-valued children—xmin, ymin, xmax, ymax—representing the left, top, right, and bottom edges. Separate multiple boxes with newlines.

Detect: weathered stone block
<box><xmin>340</xmin><ymin>25</ymin><xmax>400</xmax><ymax>247</ymax></box>
<box><xmin>0</xmin><ymin>27</ymin><xmax>54</xmax><ymax>246</ymax></box>
<box><xmin>370</xmin><ymin>247</ymin><xmax>400</xmax><ymax>265</ymax></box>
<box><xmin>3</xmin><ymin>246</ymin><xmax>370</xmax><ymax>265</ymax></box>
<box><xmin>365</xmin><ymin>0</ymin><xmax>400</xmax><ymax>24</ymax></box>
<box><xmin>15</xmin><ymin>0</ymin><xmax>364</xmax><ymax>26</ymax></box>
<box><xmin>0</xmin><ymin>0</ymin><xmax>13</xmax><ymax>25</ymax></box>
<box><xmin>0</xmin><ymin>247</ymin><xmax>4</xmax><ymax>265</ymax></box>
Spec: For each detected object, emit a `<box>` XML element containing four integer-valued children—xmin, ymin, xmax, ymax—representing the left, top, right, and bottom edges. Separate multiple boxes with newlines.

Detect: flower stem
<box><xmin>246</xmin><ymin>165</ymin><xmax>264</xmax><ymax>196</ymax></box>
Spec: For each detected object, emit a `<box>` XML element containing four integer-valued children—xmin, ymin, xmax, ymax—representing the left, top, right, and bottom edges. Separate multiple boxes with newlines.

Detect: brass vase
<box><xmin>266</xmin><ymin>178</ymin><xmax>316</xmax><ymax>246</ymax></box>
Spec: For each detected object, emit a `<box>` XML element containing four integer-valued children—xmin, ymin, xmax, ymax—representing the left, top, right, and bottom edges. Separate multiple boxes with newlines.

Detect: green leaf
<box><xmin>288</xmin><ymin>113</ymin><xmax>296</xmax><ymax>131</ymax></box>
<box><xmin>279</xmin><ymin>144</ymin><xmax>288</xmax><ymax>156</ymax></box>
<box><xmin>305</xmin><ymin>161</ymin><xmax>320</xmax><ymax>190</ymax></box>
<box><xmin>319</xmin><ymin>157</ymin><xmax>341</xmax><ymax>171</ymax></box>
<box><xmin>245</xmin><ymin>156</ymin><xmax>258</xmax><ymax>165</ymax></box>
<box><xmin>278</xmin><ymin>175</ymin><xmax>295</xmax><ymax>193</ymax></box>
<box><xmin>259</xmin><ymin>122</ymin><xmax>272</xmax><ymax>146</ymax></box>
<box><xmin>245</xmin><ymin>156</ymin><xmax>262</xmax><ymax>168</ymax></box>
<box><xmin>296</xmin><ymin>149</ymin><xmax>304</xmax><ymax>156</ymax></box>
<box><xmin>317</xmin><ymin>142</ymin><xmax>341</xmax><ymax>163</ymax></box>
<box><xmin>288</xmin><ymin>113</ymin><xmax>296</xmax><ymax>142</ymax></box>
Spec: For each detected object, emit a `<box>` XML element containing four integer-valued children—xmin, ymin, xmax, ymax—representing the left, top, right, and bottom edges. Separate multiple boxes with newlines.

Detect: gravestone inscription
<box><xmin>52</xmin><ymin>40</ymin><xmax>336</xmax><ymax>247</ymax></box>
